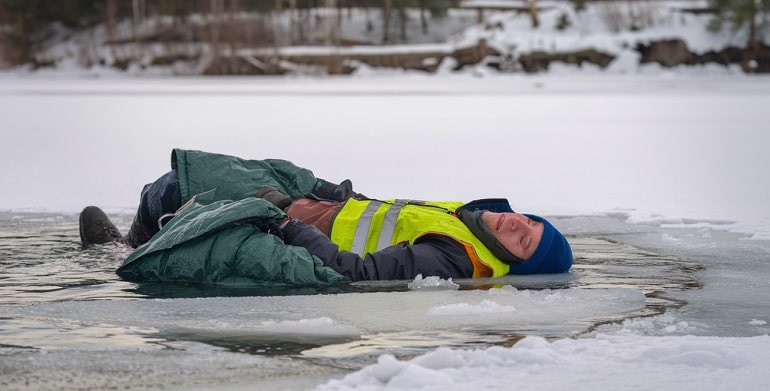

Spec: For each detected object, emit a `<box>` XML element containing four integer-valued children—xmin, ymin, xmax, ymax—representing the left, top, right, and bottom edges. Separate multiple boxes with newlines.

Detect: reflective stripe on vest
<box><xmin>330</xmin><ymin>199</ymin><xmax>510</xmax><ymax>277</ymax></box>
<box><xmin>350</xmin><ymin>199</ymin><xmax>408</xmax><ymax>255</ymax></box>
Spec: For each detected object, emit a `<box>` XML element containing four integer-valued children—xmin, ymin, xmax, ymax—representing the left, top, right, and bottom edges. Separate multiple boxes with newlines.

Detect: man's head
<box><xmin>480</xmin><ymin>212</ymin><xmax>543</xmax><ymax>261</ymax></box>
<box><xmin>510</xmin><ymin>213</ymin><xmax>573</xmax><ymax>274</ymax></box>
<box><xmin>458</xmin><ymin>209</ymin><xmax>573</xmax><ymax>274</ymax></box>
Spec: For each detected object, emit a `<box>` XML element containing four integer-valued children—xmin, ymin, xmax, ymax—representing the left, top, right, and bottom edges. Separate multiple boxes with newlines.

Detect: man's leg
<box><xmin>80</xmin><ymin>170</ymin><xmax>180</xmax><ymax>248</ymax></box>
<box><xmin>123</xmin><ymin>170</ymin><xmax>182</xmax><ymax>248</ymax></box>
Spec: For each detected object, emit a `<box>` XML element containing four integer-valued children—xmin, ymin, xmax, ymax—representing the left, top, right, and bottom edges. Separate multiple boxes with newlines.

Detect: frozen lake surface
<box><xmin>1</xmin><ymin>74</ymin><xmax>769</xmax><ymax>390</ymax></box>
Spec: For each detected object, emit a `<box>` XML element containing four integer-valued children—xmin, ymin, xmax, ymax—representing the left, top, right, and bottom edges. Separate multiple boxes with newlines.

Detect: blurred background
<box><xmin>1</xmin><ymin>0</ymin><xmax>767</xmax><ymax>76</ymax></box>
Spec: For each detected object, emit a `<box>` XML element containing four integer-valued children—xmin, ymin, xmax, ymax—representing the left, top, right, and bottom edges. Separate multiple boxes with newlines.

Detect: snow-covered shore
<box><xmin>3</xmin><ymin>0</ymin><xmax>766</xmax><ymax>77</ymax></box>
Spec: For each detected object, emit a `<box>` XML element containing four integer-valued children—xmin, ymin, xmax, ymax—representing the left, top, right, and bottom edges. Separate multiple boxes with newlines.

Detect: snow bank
<box><xmin>315</xmin><ymin>334</ymin><xmax>770</xmax><ymax>391</ymax></box>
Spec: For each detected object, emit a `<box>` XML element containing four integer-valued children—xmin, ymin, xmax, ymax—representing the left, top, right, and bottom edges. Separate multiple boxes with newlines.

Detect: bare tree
<box><xmin>418</xmin><ymin>0</ymin><xmax>428</xmax><ymax>34</ymax></box>
<box><xmin>324</xmin><ymin>0</ymin><xmax>342</xmax><ymax>73</ymax></box>
<box><xmin>382</xmin><ymin>0</ymin><xmax>393</xmax><ymax>43</ymax></box>
<box><xmin>227</xmin><ymin>0</ymin><xmax>239</xmax><ymax>73</ymax></box>
<box><xmin>325</xmin><ymin>0</ymin><xmax>339</xmax><ymax>46</ymax></box>
<box><xmin>527</xmin><ymin>0</ymin><xmax>540</xmax><ymax>28</ymax></box>
<box><xmin>105</xmin><ymin>0</ymin><xmax>118</xmax><ymax>61</ymax></box>
<box><xmin>105</xmin><ymin>0</ymin><xmax>118</xmax><ymax>42</ymax></box>
<box><xmin>209</xmin><ymin>0</ymin><xmax>223</xmax><ymax>69</ymax></box>
<box><xmin>398</xmin><ymin>3</ymin><xmax>407</xmax><ymax>42</ymax></box>
<box><xmin>288</xmin><ymin>0</ymin><xmax>296</xmax><ymax>44</ymax></box>
<box><xmin>132</xmin><ymin>0</ymin><xmax>145</xmax><ymax>38</ymax></box>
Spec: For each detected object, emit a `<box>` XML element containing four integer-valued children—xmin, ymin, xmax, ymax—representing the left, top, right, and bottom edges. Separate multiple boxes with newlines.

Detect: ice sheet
<box><xmin>5</xmin><ymin>286</ymin><xmax>646</xmax><ymax>348</ymax></box>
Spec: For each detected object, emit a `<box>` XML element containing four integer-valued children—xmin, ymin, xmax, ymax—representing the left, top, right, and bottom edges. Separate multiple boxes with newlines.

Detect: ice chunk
<box><xmin>6</xmin><ymin>287</ymin><xmax>646</xmax><ymax>344</ymax></box>
<box><xmin>407</xmin><ymin>274</ymin><xmax>459</xmax><ymax>291</ymax></box>
<box><xmin>256</xmin><ymin>317</ymin><xmax>360</xmax><ymax>337</ymax></box>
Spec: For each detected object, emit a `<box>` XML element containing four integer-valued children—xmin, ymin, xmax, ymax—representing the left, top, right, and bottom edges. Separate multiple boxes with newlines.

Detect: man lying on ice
<box><xmin>80</xmin><ymin>149</ymin><xmax>572</xmax><ymax>286</ymax></box>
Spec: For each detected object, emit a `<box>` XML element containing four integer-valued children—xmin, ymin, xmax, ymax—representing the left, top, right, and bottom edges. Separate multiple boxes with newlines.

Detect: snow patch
<box><xmin>315</xmin><ymin>335</ymin><xmax>770</xmax><ymax>391</ymax></box>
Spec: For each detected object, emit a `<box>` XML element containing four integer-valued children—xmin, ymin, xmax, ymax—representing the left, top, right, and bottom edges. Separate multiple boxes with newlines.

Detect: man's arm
<box><xmin>280</xmin><ymin>219</ymin><xmax>474</xmax><ymax>281</ymax></box>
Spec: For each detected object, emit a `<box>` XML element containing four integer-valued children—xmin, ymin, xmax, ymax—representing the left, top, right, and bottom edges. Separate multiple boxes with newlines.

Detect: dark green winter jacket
<box><xmin>172</xmin><ymin>148</ymin><xmax>321</xmax><ymax>203</ymax></box>
<box><xmin>116</xmin><ymin>149</ymin><xmax>349</xmax><ymax>287</ymax></box>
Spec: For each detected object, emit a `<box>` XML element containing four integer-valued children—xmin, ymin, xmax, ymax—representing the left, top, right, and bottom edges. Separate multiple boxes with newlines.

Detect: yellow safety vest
<box><xmin>329</xmin><ymin>199</ymin><xmax>511</xmax><ymax>278</ymax></box>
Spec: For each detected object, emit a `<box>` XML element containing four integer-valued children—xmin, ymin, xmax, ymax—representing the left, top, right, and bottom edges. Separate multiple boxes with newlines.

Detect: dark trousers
<box><xmin>127</xmin><ymin>170</ymin><xmax>342</xmax><ymax>247</ymax></box>
<box><xmin>126</xmin><ymin>170</ymin><xmax>182</xmax><ymax>247</ymax></box>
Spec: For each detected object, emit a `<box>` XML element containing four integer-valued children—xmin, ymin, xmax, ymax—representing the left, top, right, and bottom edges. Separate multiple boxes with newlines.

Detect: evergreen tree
<box><xmin>708</xmin><ymin>0</ymin><xmax>770</xmax><ymax>50</ymax></box>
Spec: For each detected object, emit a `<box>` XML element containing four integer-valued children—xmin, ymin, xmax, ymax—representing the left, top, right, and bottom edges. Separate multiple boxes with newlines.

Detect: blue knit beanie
<box><xmin>508</xmin><ymin>214</ymin><xmax>573</xmax><ymax>274</ymax></box>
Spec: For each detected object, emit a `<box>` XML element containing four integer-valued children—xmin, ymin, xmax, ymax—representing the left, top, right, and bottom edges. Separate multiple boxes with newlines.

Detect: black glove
<box><xmin>308</xmin><ymin>179</ymin><xmax>366</xmax><ymax>201</ymax></box>
<box><xmin>255</xmin><ymin>186</ymin><xmax>293</xmax><ymax>210</ymax></box>
<box><xmin>249</xmin><ymin>215</ymin><xmax>290</xmax><ymax>240</ymax></box>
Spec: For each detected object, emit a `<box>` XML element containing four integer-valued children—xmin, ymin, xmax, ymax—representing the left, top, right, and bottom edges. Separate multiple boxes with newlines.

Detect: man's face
<box><xmin>481</xmin><ymin>212</ymin><xmax>544</xmax><ymax>260</ymax></box>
